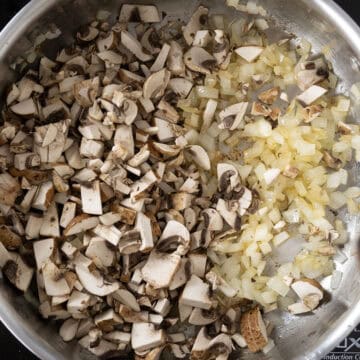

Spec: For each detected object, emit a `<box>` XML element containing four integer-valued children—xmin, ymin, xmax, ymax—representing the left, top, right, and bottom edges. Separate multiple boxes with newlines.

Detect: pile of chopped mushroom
<box><xmin>0</xmin><ymin>1</ymin><xmax>359</xmax><ymax>358</ymax></box>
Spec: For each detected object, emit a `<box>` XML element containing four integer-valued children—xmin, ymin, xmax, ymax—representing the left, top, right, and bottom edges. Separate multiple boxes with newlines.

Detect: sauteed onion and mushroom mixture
<box><xmin>0</xmin><ymin>0</ymin><xmax>360</xmax><ymax>358</ymax></box>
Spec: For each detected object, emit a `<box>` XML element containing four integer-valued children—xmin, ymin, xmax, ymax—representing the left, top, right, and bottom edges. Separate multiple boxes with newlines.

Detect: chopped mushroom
<box><xmin>183</xmin><ymin>6</ymin><xmax>209</xmax><ymax>45</ymax></box>
<box><xmin>191</xmin><ymin>327</ymin><xmax>232</xmax><ymax>360</ymax></box>
<box><xmin>219</xmin><ymin>102</ymin><xmax>248</xmax><ymax>130</ymax></box>
<box><xmin>235</xmin><ymin>46</ymin><xmax>264</xmax><ymax>62</ymax></box>
<box><xmin>288</xmin><ymin>278</ymin><xmax>324</xmax><ymax>314</ymax></box>
<box><xmin>297</xmin><ymin>85</ymin><xmax>327</xmax><ymax>106</ymax></box>
<box><xmin>184</xmin><ymin>47</ymin><xmax>217</xmax><ymax>75</ymax></box>
<box><xmin>240</xmin><ymin>307</ymin><xmax>268</xmax><ymax>352</ymax></box>
<box><xmin>131</xmin><ymin>323</ymin><xmax>166</xmax><ymax>352</ymax></box>
<box><xmin>75</xmin><ymin>264</ymin><xmax>119</xmax><ymax>296</ymax></box>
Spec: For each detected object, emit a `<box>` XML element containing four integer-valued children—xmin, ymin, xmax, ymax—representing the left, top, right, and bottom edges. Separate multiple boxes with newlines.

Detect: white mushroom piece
<box><xmin>143</xmin><ymin>68</ymin><xmax>170</xmax><ymax>99</ymax></box>
<box><xmin>142</xmin><ymin>220</ymin><xmax>190</xmax><ymax>288</ymax></box>
<box><xmin>218</xmin><ymin>102</ymin><xmax>248</xmax><ymax>130</ymax></box>
<box><xmin>75</xmin><ymin>264</ymin><xmax>119</xmax><ymax>296</ymax></box>
<box><xmin>119</xmin><ymin>4</ymin><xmax>161</xmax><ymax>23</ymax></box>
<box><xmin>297</xmin><ymin>85</ymin><xmax>328</xmax><ymax>106</ymax></box>
<box><xmin>288</xmin><ymin>278</ymin><xmax>324</xmax><ymax>314</ymax></box>
<box><xmin>186</xmin><ymin>145</ymin><xmax>211</xmax><ymax>171</ymax></box>
<box><xmin>240</xmin><ymin>307</ymin><xmax>268</xmax><ymax>353</ymax></box>
<box><xmin>184</xmin><ymin>47</ymin><xmax>217</xmax><ymax>75</ymax></box>
<box><xmin>191</xmin><ymin>328</ymin><xmax>232</xmax><ymax>359</ymax></box>
<box><xmin>235</xmin><ymin>46</ymin><xmax>264</xmax><ymax>63</ymax></box>
<box><xmin>295</xmin><ymin>57</ymin><xmax>329</xmax><ymax>90</ymax></box>
<box><xmin>121</xmin><ymin>30</ymin><xmax>153</xmax><ymax>62</ymax></box>
<box><xmin>183</xmin><ymin>6</ymin><xmax>209</xmax><ymax>45</ymax></box>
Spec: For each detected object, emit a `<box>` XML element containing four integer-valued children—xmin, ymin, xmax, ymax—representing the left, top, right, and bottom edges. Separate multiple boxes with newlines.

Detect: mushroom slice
<box><xmin>186</xmin><ymin>145</ymin><xmax>211</xmax><ymax>171</ymax></box>
<box><xmin>10</xmin><ymin>98</ymin><xmax>38</xmax><ymax>117</ymax></box>
<box><xmin>77</xmin><ymin>26</ymin><xmax>99</xmax><ymax>42</ymax></box>
<box><xmin>120</xmin><ymin>98</ymin><xmax>138</xmax><ymax>125</ymax></box>
<box><xmin>93</xmin><ymin>224</ymin><xmax>121</xmax><ymax>246</ymax></box>
<box><xmin>118</xmin><ymin>230</ymin><xmax>141</xmax><ymax>254</ymax></box>
<box><xmin>188</xmin><ymin>252</ymin><xmax>207</xmax><ymax>278</ymax></box>
<box><xmin>297</xmin><ymin>85</ymin><xmax>327</xmax><ymax>106</ymax></box>
<box><xmin>235</xmin><ymin>46</ymin><xmax>264</xmax><ymax>63</ymax></box>
<box><xmin>217</xmin><ymin>198</ymin><xmax>242</xmax><ymax>230</ymax></box>
<box><xmin>0</xmin><ymin>225</ymin><xmax>22</xmax><ymax>250</ymax></box>
<box><xmin>75</xmin><ymin>264</ymin><xmax>119</xmax><ymax>296</ymax></box>
<box><xmin>59</xmin><ymin>318</ymin><xmax>79</xmax><ymax>342</ymax></box>
<box><xmin>6</xmin><ymin>84</ymin><xmax>20</xmax><ymax>105</ymax></box>
<box><xmin>217</xmin><ymin>163</ymin><xmax>240</xmax><ymax>193</ymax></box>
<box><xmin>43</xmin><ymin>261</ymin><xmax>71</xmax><ymax>297</ymax></box>
<box><xmin>219</xmin><ymin>102</ymin><xmax>248</xmax><ymax>131</ymax></box>
<box><xmin>131</xmin><ymin>170</ymin><xmax>157</xmax><ymax>201</ymax></box>
<box><xmin>169</xmin><ymin>78</ymin><xmax>193</xmax><ymax>98</ymax></box>
<box><xmin>33</xmin><ymin>238</ymin><xmax>56</xmax><ymax>270</ymax></box>
<box><xmin>193</xmin><ymin>30</ymin><xmax>212</xmax><ymax>47</ymax></box>
<box><xmin>78</xmin><ymin>336</ymin><xmax>116</xmax><ymax>357</ymax></box>
<box><xmin>112</xmin><ymin>288</ymin><xmax>140</xmax><ymax>312</ymax></box>
<box><xmin>201</xmin><ymin>99</ymin><xmax>218</xmax><ymax>133</ymax></box>
<box><xmin>85</xmin><ymin>237</ymin><xmax>115</xmax><ymax>267</ymax></box>
<box><xmin>189</xmin><ymin>307</ymin><xmax>218</xmax><ymax>326</ymax></box>
<box><xmin>169</xmin><ymin>258</ymin><xmax>191</xmax><ymax>291</ymax></box>
<box><xmin>143</xmin><ymin>68</ymin><xmax>170</xmax><ymax>99</ymax></box>
<box><xmin>142</xmin><ymin>250</ymin><xmax>181</xmax><ymax>289</ymax></box>
<box><xmin>202</xmin><ymin>209</ymin><xmax>223</xmax><ymax>232</ymax></box>
<box><xmin>81</xmin><ymin>180</ymin><xmax>102</xmax><ymax>216</ymax></box>
<box><xmin>121</xmin><ymin>30</ymin><xmax>153</xmax><ymax>62</ymax></box>
<box><xmin>150</xmin><ymin>43</ymin><xmax>171</xmax><ymax>72</ymax></box>
<box><xmin>240</xmin><ymin>307</ymin><xmax>268</xmax><ymax>353</ymax></box>
<box><xmin>152</xmin><ymin>142</ymin><xmax>181</xmax><ymax>157</ymax></box>
<box><xmin>67</xmin><ymin>290</ymin><xmax>91</xmax><ymax>314</ymax></box>
<box><xmin>171</xmin><ymin>192</ymin><xmax>195</xmax><ymax>211</ymax></box>
<box><xmin>97</xmin><ymin>50</ymin><xmax>123</xmax><ymax>65</ymax></box>
<box><xmin>302</xmin><ymin>104</ymin><xmax>324</xmax><ymax>123</ymax></box>
<box><xmin>295</xmin><ymin>57</ymin><xmax>329</xmax><ymax>91</ymax></box>
<box><xmin>184</xmin><ymin>47</ymin><xmax>217</xmax><ymax>75</ymax></box>
<box><xmin>32</xmin><ymin>181</ymin><xmax>55</xmax><ymax>211</ymax></box>
<box><xmin>119</xmin><ymin>4</ymin><xmax>161</xmax><ymax>23</ymax></box>
<box><xmin>118</xmin><ymin>69</ymin><xmax>145</xmax><ymax>84</ymax></box>
<box><xmin>135</xmin><ymin>212</ymin><xmax>154</xmax><ymax>252</ymax></box>
<box><xmin>3</xmin><ymin>254</ymin><xmax>34</xmax><ymax>292</ymax></box>
<box><xmin>213</xmin><ymin>30</ymin><xmax>230</xmax><ymax>66</ymax></box>
<box><xmin>113</xmin><ymin>125</ymin><xmax>134</xmax><ymax>161</ymax></box>
<box><xmin>323</xmin><ymin>151</ymin><xmax>342</xmax><ymax>170</ymax></box>
<box><xmin>258</xmin><ymin>87</ymin><xmax>280</xmax><ymax>105</ymax></box>
<box><xmin>131</xmin><ymin>323</ymin><xmax>166</xmax><ymax>352</ymax></box>
<box><xmin>154</xmin><ymin>118</ymin><xmax>176</xmax><ymax>143</ymax></box>
<box><xmin>73</xmin><ymin>77</ymin><xmax>100</xmax><ymax>107</ymax></box>
<box><xmin>179</xmin><ymin>275</ymin><xmax>212</xmax><ymax>310</ymax></box>
<box><xmin>167</xmin><ymin>41</ymin><xmax>185</xmax><ymax>75</ymax></box>
<box><xmin>183</xmin><ymin>6</ymin><xmax>209</xmax><ymax>45</ymax></box>
<box><xmin>0</xmin><ymin>173</ymin><xmax>20</xmax><ymax>206</ymax></box>
<box><xmin>103</xmin><ymin>331</ymin><xmax>131</xmax><ymax>344</ymax></box>
<box><xmin>157</xmin><ymin>220</ymin><xmax>191</xmax><ymax>255</ymax></box>
<box><xmin>63</xmin><ymin>214</ymin><xmax>99</xmax><ymax>236</ymax></box>
<box><xmin>97</xmin><ymin>31</ymin><xmax>117</xmax><ymax>52</ymax></box>
<box><xmin>191</xmin><ymin>328</ymin><xmax>232</xmax><ymax>359</ymax></box>
<box><xmin>289</xmin><ymin>278</ymin><xmax>324</xmax><ymax>313</ymax></box>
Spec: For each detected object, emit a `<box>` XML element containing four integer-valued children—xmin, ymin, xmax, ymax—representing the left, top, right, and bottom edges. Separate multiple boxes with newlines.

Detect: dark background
<box><xmin>0</xmin><ymin>0</ymin><xmax>359</xmax><ymax>359</ymax></box>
